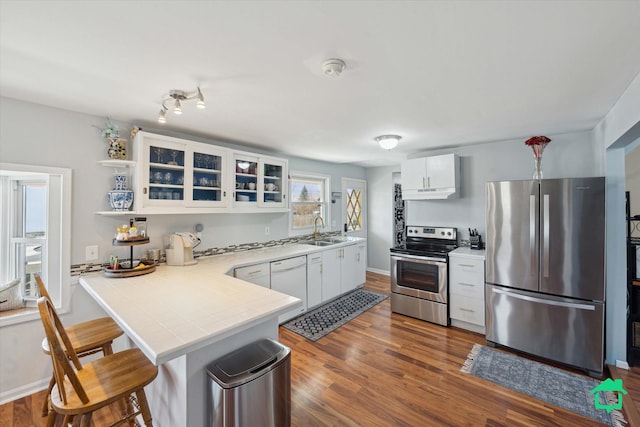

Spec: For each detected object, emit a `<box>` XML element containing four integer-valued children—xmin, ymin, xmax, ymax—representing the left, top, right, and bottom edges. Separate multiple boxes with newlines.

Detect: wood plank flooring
<box><xmin>2</xmin><ymin>271</ymin><xmax>636</xmax><ymax>426</ymax></box>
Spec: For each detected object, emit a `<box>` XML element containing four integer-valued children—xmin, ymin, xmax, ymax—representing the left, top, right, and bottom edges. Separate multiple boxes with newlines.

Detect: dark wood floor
<box><xmin>2</xmin><ymin>271</ymin><xmax>639</xmax><ymax>426</ymax></box>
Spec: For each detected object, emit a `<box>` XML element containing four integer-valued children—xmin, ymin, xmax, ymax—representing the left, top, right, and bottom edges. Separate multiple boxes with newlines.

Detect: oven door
<box><xmin>391</xmin><ymin>254</ymin><xmax>447</xmax><ymax>303</ymax></box>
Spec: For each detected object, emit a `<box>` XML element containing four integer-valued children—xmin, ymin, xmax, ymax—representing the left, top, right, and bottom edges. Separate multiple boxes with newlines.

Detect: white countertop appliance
<box><xmin>390</xmin><ymin>226</ymin><xmax>458</xmax><ymax>326</ymax></box>
<box><xmin>166</xmin><ymin>232</ymin><xmax>200</xmax><ymax>266</ymax></box>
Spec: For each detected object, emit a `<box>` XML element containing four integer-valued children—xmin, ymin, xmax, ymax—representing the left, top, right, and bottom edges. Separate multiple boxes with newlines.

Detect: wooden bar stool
<box><xmin>38</xmin><ymin>296</ymin><xmax>158</xmax><ymax>426</ymax></box>
<box><xmin>35</xmin><ymin>274</ymin><xmax>124</xmax><ymax>422</ymax></box>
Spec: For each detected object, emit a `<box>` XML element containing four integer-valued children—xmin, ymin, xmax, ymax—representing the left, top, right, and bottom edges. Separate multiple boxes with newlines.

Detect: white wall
<box><xmin>627</xmin><ymin>143</ymin><xmax>640</xmax><ymax>217</ymax></box>
<box><xmin>594</xmin><ymin>70</ymin><xmax>640</xmax><ymax>366</ymax></box>
<box><xmin>365</xmin><ymin>165</ymin><xmax>400</xmax><ymax>272</ymax></box>
<box><xmin>364</xmin><ymin>130</ymin><xmax>601</xmax><ymax>272</ymax></box>
<box><xmin>0</xmin><ymin>96</ymin><xmax>364</xmax><ymax>402</ymax></box>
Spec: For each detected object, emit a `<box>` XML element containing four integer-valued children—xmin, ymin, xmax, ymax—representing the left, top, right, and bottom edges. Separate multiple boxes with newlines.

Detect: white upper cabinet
<box><xmin>232</xmin><ymin>152</ymin><xmax>288</xmax><ymax>209</ymax></box>
<box><xmin>131</xmin><ymin>131</ymin><xmax>288</xmax><ymax>214</ymax></box>
<box><xmin>259</xmin><ymin>156</ymin><xmax>287</xmax><ymax>208</ymax></box>
<box><xmin>401</xmin><ymin>153</ymin><xmax>460</xmax><ymax>200</ymax></box>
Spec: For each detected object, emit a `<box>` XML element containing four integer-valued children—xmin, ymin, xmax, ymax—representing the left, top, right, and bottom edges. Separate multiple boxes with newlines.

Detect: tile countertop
<box><xmin>449</xmin><ymin>246</ymin><xmax>486</xmax><ymax>260</ymax></box>
<box><xmin>79</xmin><ymin>237</ymin><xmax>366</xmax><ymax>366</ymax></box>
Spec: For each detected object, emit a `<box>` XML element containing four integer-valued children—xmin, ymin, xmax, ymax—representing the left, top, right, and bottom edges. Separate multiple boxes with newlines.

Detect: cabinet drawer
<box><xmin>234</xmin><ymin>263</ymin><xmax>270</xmax><ymax>280</ymax></box>
<box><xmin>450</xmin><ymin>295</ymin><xmax>485</xmax><ymax>326</ymax></box>
<box><xmin>449</xmin><ymin>257</ymin><xmax>484</xmax><ymax>274</ymax></box>
<box><xmin>450</xmin><ymin>274</ymin><xmax>484</xmax><ymax>298</ymax></box>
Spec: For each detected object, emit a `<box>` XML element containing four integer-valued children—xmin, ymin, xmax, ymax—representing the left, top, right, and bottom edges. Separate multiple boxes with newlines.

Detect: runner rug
<box><xmin>461</xmin><ymin>343</ymin><xmax>626</xmax><ymax>427</ymax></box>
<box><xmin>281</xmin><ymin>289</ymin><xmax>387</xmax><ymax>341</ymax></box>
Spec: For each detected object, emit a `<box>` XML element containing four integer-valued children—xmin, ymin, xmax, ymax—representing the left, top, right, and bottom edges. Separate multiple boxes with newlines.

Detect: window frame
<box><xmin>0</xmin><ymin>163</ymin><xmax>71</xmax><ymax>327</ymax></box>
<box><xmin>288</xmin><ymin>171</ymin><xmax>331</xmax><ymax>237</ymax></box>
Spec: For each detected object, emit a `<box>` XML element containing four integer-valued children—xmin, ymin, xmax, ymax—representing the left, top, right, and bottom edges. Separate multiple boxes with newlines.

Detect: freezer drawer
<box><xmin>486</xmin><ymin>284</ymin><xmax>604</xmax><ymax>376</ymax></box>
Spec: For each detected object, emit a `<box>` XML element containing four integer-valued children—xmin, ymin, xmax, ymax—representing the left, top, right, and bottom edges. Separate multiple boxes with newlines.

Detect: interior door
<box><xmin>485</xmin><ymin>180</ymin><xmax>539</xmax><ymax>292</ymax></box>
<box><xmin>342</xmin><ymin>178</ymin><xmax>366</xmax><ymax>239</ymax></box>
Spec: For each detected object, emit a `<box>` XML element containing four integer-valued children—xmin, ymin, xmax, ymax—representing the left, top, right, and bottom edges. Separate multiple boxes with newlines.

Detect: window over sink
<box><xmin>289</xmin><ymin>171</ymin><xmax>330</xmax><ymax>236</ymax></box>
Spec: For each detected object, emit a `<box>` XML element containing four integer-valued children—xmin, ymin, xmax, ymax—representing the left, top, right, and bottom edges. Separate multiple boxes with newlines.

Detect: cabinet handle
<box><xmin>357</xmin><ymin>253</ymin><xmax>360</xmax><ymax>262</ymax></box>
<box><xmin>458</xmin><ymin>282</ymin><xmax>475</xmax><ymax>287</ymax></box>
<box><xmin>248</xmin><ymin>270</ymin><xmax>262</xmax><ymax>275</ymax></box>
<box><xmin>427</xmin><ymin>176</ymin><xmax>431</xmax><ymax>189</ymax></box>
<box><xmin>422</xmin><ymin>177</ymin><xmax>426</xmax><ymax>189</ymax></box>
<box><xmin>459</xmin><ymin>308</ymin><xmax>475</xmax><ymax>313</ymax></box>
<box><xmin>458</xmin><ymin>264</ymin><xmax>475</xmax><ymax>268</ymax></box>
<box><xmin>320</xmin><ymin>265</ymin><xmax>323</xmax><ymax>274</ymax></box>
<box><xmin>223</xmin><ymin>191</ymin><xmax>226</xmax><ymax>197</ymax></box>
<box><xmin>143</xmin><ymin>187</ymin><xmax>148</xmax><ymax>195</ymax></box>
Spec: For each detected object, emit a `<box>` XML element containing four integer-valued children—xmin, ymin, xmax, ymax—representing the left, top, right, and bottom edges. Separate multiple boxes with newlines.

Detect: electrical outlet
<box><xmin>85</xmin><ymin>245</ymin><xmax>99</xmax><ymax>261</ymax></box>
<box><xmin>265</xmin><ymin>226</ymin><xmax>270</xmax><ymax>235</ymax></box>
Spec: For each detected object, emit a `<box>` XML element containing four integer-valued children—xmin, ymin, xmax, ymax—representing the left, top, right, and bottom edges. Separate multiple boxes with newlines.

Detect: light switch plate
<box><xmin>85</xmin><ymin>245</ymin><xmax>99</xmax><ymax>261</ymax></box>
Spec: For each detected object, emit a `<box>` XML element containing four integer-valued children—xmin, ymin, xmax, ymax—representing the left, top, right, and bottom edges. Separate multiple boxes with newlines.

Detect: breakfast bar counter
<box><xmin>79</xmin><ymin>245</ymin><xmax>313</xmax><ymax>427</ymax></box>
<box><xmin>79</xmin><ymin>238</ymin><xmax>363</xmax><ymax>427</ymax></box>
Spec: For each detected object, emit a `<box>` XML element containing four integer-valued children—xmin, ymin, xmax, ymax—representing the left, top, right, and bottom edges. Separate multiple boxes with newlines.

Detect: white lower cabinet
<box><xmin>322</xmin><ymin>242</ymin><xmax>367</xmax><ymax>300</ymax></box>
<box><xmin>322</xmin><ymin>248</ymin><xmax>342</xmax><ymax>302</ymax></box>
<box><xmin>307</xmin><ymin>253</ymin><xmax>323</xmax><ymax>309</ymax></box>
<box><xmin>341</xmin><ymin>243</ymin><xmax>367</xmax><ymax>293</ymax></box>
<box><xmin>235</xmin><ymin>241</ymin><xmax>367</xmax><ymax>322</ymax></box>
<box><xmin>449</xmin><ymin>248</ymin><xmax>486</xmax><ymax>334</ymax></box>
<box><xmin>234</xmin><ymin>262</ymin><xmax>270</xmax><ymax>288</ymax></box>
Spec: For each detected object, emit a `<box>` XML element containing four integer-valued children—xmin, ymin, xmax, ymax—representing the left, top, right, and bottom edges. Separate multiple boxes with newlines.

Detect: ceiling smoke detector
<box><xmin>321</xmin><ymin>58</ymin><xmax>346</xmax><ymax>77</ymax></box>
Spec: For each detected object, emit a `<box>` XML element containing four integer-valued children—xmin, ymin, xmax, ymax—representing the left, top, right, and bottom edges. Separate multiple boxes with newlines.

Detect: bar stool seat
<box><xmin>35</xmin><ymin>274</ymin><xmax>124</xmax><ymax>422</ymax></box>
<box><xmin>38</xmin><ymin>296</ymin><xmax>158</xmax><ymax>426</ymax></box>
<box><xmin>41</xmin><ymin>317</ymin><xmax>124</xmax><ymax>357</ymax></box>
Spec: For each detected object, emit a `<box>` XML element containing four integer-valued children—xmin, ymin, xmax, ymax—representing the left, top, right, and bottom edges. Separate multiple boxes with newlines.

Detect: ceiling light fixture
<box><xmin>321</xmin><ymin>58</ymin><xmax>346</xmax><ymax>77</ymax></box>
<box><xmin>158</xmin><ymin>87</ymin><xmax>205</xmax><ymax>123</ymax></box>
<box><xmin>375</xmin><ymin>135</ymin><xmax>401</xmax><ymax>150</ymax></box>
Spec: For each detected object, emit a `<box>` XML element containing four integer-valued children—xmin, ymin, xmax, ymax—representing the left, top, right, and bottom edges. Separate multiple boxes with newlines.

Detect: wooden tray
<box><xmin>104</xmin><ymin>261</ymin><xmax>156</xmax><ymax>278</ymax></box>
<box><xmin>112</xmin><ymin>237</ymin><xmax>150</xmax><ymax>246</ymax></box>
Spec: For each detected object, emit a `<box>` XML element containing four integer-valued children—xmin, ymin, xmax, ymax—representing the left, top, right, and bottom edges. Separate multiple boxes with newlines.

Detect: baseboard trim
<box><xmin>367</xmin><ymin>268</ymin><xmax>389</xmax><ymax>276</ymax></box>
<box><xmin>0</xmin><ymin>377</ymin><xmax>50</xmax><ymax>405</ymax></box>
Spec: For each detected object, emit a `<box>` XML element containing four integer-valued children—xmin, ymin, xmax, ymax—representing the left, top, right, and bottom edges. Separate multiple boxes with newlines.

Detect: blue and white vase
<box><xmin>108</xmin><ymin>174</ymin><xmax>134</xmax><ymax>211</ymax></box>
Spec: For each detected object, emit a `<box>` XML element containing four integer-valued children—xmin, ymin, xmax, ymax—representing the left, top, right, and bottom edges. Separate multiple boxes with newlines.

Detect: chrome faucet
<box><xmin>313</xmin><ymin>216</ymin><xmax>325</xmax><ymax>240</ymax></box>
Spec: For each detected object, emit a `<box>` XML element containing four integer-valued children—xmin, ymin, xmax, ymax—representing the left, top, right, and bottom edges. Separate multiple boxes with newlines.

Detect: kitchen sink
<box><xmin>302</xmin><ymin>240</ymin><xmax>337</xmax><ymax>247</ymax></box>
<box><xmin>323</xmin><ymin>236</ymin><xmax>349</xmax><ymax>243</ymax></box>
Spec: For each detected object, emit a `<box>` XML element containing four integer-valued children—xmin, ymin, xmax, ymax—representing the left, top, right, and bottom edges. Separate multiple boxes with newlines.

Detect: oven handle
<box><xmin>391</xmin><ymin>254</ymin><xmax>447</xmax><ymax>265</ymax></box>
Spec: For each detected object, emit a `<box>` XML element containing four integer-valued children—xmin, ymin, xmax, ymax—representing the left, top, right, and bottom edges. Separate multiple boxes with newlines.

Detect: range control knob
<box><xmin>447</xmin><ymin>232</ymin><xmax>452</xmax><ymax>236</ymax></box>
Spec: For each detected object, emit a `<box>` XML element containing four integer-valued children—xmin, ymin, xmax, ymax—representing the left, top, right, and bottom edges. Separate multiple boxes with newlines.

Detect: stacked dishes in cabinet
<box><xmin>263</xmin><ymin>163</ymin><xmax>283</xmax><ymax>204</ymax></box>
<box><xmin>193</xmin><ymin>151</ymin><xmax>223</xmax><ymax>203</ymax></box>
<box><xmin>235</xmin><ymin>158</ymin><xmax>257</xmax><ymax>202</ymax></box>
<box><xmin>148</xmin><ymin>146</ymin><xmax>185</xmax><ymax>201</ymax></box>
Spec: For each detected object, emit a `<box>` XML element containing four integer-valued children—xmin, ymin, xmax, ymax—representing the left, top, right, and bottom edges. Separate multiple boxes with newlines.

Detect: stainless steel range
<box><xmin>390</xmin><ymin>226</ymin><xmax>458</xmax><ymax>326</ymax></box>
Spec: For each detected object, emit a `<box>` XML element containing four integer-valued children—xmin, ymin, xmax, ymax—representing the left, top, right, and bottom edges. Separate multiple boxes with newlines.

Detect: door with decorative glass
<box><xmin>341</xmin><ymin>178</ymin><xmax>366</xmax><ymax>238</ymax></box>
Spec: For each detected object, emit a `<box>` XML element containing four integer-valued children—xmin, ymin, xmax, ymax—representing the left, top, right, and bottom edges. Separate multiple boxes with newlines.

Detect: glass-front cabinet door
<box><xmin>259</xmin><ymin>157</ymin><xmax>287</xmax><ymax>208</ymax></box>
<box><xmin>143</xmin><ymin>139</ymin><xmax>186</xmax><ymax>206</ymax></box>
<box><xmin>233</xmin><ymin>153</ymin><xmax>259</xmax><ymax>206</ymax></box>
<box><xmin>188</xmin><ymin>146</ymin><xmax>227</xmax><ymax>207</ymax></box>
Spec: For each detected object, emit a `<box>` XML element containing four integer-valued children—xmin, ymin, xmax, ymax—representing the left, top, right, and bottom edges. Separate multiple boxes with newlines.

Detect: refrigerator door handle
<box><xmin>529</xmin><ymin>194</ymin><xmax>536</xmax><ymax>270</ymax></box>
<box><xmin>491</xmin><ymin>287</ymin><xmax>596</xmax><ymax>311</ymax></box>
<box><xmin>543</xmin><ymin>193</ymin><xmax>550</xmax><ymax>277</ymax></box>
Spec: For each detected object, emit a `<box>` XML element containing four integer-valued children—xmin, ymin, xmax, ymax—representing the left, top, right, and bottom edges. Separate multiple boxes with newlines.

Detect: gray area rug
<box><xmin>282</xmin><ymin>289</ymin><xmax>387</xmax><ymax>341</ymax></box>
<box><xmin>461</xmin><ymin>344</ymin><xmax>626</xmax><ymax>427</ymax></box>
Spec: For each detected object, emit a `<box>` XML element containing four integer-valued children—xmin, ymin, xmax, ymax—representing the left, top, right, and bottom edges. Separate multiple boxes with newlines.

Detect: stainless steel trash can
<box><xmin>207</xmin><ymin>339</ymin><xmax>291</xmax><ymax>427</ymax></box>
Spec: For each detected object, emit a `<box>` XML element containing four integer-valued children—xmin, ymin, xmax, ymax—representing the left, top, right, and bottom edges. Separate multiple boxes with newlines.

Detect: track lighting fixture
<box><xmin>158</xmin><ymin>87</ymin><xmax>205</xmax><ymax>123</ymax></box>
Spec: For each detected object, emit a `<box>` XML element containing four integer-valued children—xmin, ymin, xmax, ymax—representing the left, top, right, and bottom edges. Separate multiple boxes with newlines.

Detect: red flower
<box><xmin>525</xmin><ymin>136</ymin><xmax>551</xmax><ymax>159</ymax></box>
<box><xmin>525</xmin><ymin>136</ymin><xmax>551</xmax><ymax>146</ymax></box>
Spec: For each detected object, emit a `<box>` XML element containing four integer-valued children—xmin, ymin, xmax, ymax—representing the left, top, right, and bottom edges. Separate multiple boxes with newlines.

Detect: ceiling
<box><xmin>1</xmin><ymin>1</ymin><xmax>639</xmax><ymax>167</ymax></box>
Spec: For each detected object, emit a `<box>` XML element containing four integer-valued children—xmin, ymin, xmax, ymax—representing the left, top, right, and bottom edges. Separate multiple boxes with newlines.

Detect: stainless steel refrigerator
<box><xmin>485</xmin><ymin>177</ymin><xmax>606</xmax><ymax>377</ymax></box>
